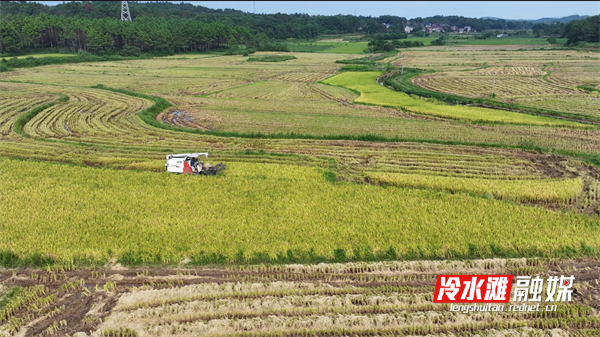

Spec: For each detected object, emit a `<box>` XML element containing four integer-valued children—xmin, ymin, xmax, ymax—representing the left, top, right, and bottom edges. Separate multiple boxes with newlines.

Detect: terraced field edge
<box><xmin>12</xmin><ymin>94</ymin><xmax>68</xmax><ymax>137</ymax></box>
<box><xmin>89</xmin><ymin>85</ymin><xmax>600</xmax><ymax>168</ymax></box>
<box><xmin>384</xmin><ymin>68</ymin><xmax>600</xmax><ymax>124</ymax></box>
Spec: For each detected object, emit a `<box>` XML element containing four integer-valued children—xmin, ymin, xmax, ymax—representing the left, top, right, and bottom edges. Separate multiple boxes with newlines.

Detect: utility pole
<box><xmin>121</xmin><ymin>1</ymin><xmax>132</xmax><ymax>21</ymax></box>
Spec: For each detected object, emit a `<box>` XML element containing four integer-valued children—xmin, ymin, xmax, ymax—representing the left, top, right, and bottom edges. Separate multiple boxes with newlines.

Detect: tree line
<box><xmin>0</xmin><ymin>12</ymin><xmax>270</xmax><ymax>54</ymax></box>
<box><xmin>1</xmin><ymin>1</ymin><xmax>597</xmax><ymax>55</ymax></box>
<box><xmin>1</xmin><ymin>1</ymin><xmax>542</xmax><ymax>41</ymax></box>
<box><xmin>532</xmin><ymin>15</ymin><xmax>600</xmax><ymax>45</ymax></box>
<box><xmin>564</xmin><ymin>15</ymin><xmax>600</xmax><ymax>44</ymax></box>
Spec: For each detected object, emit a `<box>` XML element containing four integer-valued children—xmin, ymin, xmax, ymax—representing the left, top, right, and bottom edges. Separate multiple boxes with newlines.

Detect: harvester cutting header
<box><xmin>165</xmin><ymin>153</ymin><xmax>225</xmax><ymax>175</ymax></box>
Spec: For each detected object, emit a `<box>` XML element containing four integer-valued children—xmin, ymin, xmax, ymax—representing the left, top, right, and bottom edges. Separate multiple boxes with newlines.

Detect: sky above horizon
<box><xmin>34</xmin><ymin>1</ymin><xmax>599</xmax><ymax>20</ymax></box>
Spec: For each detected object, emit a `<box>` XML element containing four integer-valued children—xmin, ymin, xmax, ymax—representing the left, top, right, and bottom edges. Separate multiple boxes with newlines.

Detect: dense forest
<box><xmin>0</xmin><ymin>13</ymin><xmax>265</xmax><ymax>54</ymax></box>
<box><xmin>0</xmin><ymin>1</ymin><xmax>538</xmax><ymax>38</ymax></box>
<box><xmin>562</xmin><ymin>15</ymin><xmax>599</xmax><ymax>45</ymax></box>
<box><xmin>0</xmin><ymin>1</ymin><xmax>598</xmax><ymax>55</ymax></box>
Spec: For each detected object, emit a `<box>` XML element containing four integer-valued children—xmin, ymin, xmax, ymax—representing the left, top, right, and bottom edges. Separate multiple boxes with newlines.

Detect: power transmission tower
<box><xmin>121</xmin><ymin>1</ymin><xmax>132</xmax><ymax>21</ymax></box>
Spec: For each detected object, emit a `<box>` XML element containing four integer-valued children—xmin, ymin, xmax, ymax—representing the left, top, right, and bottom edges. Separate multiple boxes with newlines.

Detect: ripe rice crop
<box><xmin>1</xmin><ymin>158</ymin><xmax>598</xmax><ymax>265</ymax></box>
<box><xmin>366</xmin><ymin>172</ymin><xmax>584</xmax><ymax>204</ymax></box>
<box><xmin>208</xmin><ymin>81</ymin><xmax>355</xmax><ymax>101</ymax></box>
<box><xmin>1</xmin><ymin>51</ymin><xmax>599</xmax><ymax>269</ymax></box>
<box><xmin>473</xmin><ymin>66</ymin><xmax>546</xmax><ymax>76</ymax></box>
<box><xmin>0</xmin><ymin>93</ymin><xmax>56</xmax><ymax>135</ymax></box>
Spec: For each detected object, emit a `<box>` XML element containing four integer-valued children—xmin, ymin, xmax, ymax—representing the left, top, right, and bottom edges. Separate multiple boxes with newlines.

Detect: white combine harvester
<box><xmin>165</xmin><ymin>153</ymin><xmax>225</xmax><ymax>175</ymax></box>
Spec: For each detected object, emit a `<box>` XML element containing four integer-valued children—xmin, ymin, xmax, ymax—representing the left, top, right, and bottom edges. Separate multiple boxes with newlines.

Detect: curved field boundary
<box><xmin>85</xmin><ymin>85</ymin><xmax>584</xmax><ymax>147</ymax></box>
<box><xmin>88</xmin><ymin>84</ymin><xmax>600</xmax><ymax>167</ymax></box>
<box><xmin>386</xmin><ymin>67</ymin><xmax>600</xmax><ymax>124</ymax></box>
<box><xmin>324</xmin><ymin>72</ymin><xmax>593</xmax><ymax>129</ymax></box>
<box><xmin>13</xmin><ymin>94</ymin><xmax>69</xmax><ymax>137</ymax></box>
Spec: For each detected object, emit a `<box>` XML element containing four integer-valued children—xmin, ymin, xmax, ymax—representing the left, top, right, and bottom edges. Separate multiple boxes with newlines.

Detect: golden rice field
<box><xmin>0</xmin><ymin>48</ymin><xmax>599</xmax><ymax>270</ymax></box>
<box><xmin>366</xmin><ymin>172</ymin><xmax>584</xmax><ymax>204</ymax></box>
<box><xmin>411</xmin><ymin>72</ymin><xmax>576</xmax><ymax>98</ymax></box>
<box><xmin>1</xmin><ymin>44</ymin><xmax>600</xmax><ymax>337</ymax></box>
<box><xmin>3</xmin><ymin>157</ymin><xmax>599</xmax><ymax>264</ymax></box>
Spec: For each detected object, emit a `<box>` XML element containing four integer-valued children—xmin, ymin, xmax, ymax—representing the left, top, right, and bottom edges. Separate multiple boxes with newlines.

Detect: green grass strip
<box><xmin>578</xmin><ymin>84</ymin><xmax>600</xmax><ymax>93</ymax></box>
<box><xmin>541</xmin><ymin>62</ymin><xmax>554</xmax><ymax>83</ymax></box>
<box><xmin>247</xmin><ymin>55</ymin><xmax>297</xmax><ymax>62</ymax></box>
<box><xmin>91</xmin><ymin>84</ymin><xmax>173</xmax><ymax>128</ymax></box>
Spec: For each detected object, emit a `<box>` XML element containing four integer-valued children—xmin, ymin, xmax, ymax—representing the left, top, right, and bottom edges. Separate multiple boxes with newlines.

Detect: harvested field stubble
<box><xmin>2</xmin><ymin>53</ymin><xmax>600</xmax><ymax>153</ymax></box>
<box><xmin>402</xmin><ymin>47</ymin><xmax>600</xmax><ymax>118</ymax></box>
<box><xmin>0</xmin><ymin>258</ymin><xmax>598</xmax><ymax>336</ymax></box>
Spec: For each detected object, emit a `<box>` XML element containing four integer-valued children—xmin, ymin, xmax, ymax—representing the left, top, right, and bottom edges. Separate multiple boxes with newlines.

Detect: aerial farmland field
<box><xmin>398</xmin><ymin>48</ymin><xmax>600</xmax><ymax>119</ymax></box>
<box><xmin>2</xmin><ymin>45</ymin><xmax>599</xmax><ymax>335</ymax></box>
<box><xmin>1</xmin><ymin>5</ymin><xmax>600</xmax><ymax>335</ymax></box>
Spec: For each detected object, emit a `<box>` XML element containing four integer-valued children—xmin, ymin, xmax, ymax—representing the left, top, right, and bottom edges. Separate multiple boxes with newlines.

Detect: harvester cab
<box><xmin>165</xmin><ymin>153</ymin><xmax>225</xmax><ymax>175</ymax></box>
